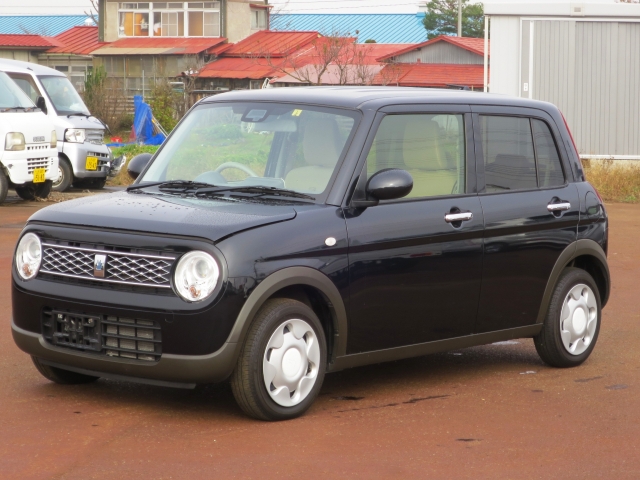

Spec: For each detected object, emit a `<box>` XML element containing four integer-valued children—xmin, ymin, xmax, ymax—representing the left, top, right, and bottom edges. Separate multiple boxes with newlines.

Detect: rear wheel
<box><xmin>31</xmin><ymin>356</ymin><xmax>99</xmax><ymax>385</ymax></box>
<box><xmin>534</xmin><ymin>267</ymin><xmax>601</xmax><ymax>368</ymax></box>
<box><xmin>52</xmin><ymin>157</ymin><xmax>72</xmax><ymax>192</ymax></box>
<box><xmin>231</xmin><ymin>298</ymin><xmax>327</xmax><ymax>421</ymax></box>
<box><xmin>0</xmin><ymin>169</ymin><xmax>8</xmax><ymax>204</ymax></box>
<box><xmin>15</xmin><ymin>180</ymin><xmax>52</xmax><ymax>201</ymax></box>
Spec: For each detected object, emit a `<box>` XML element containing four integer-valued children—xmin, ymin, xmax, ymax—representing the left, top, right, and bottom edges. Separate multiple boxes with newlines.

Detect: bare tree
<box><xmin>84</xmin><ymin>0</ymin><xmax>99</xmax><ymax>26</ymax></box>
<box><xmin>377</xmin><ymin>62</ymin><xmax>404</xmax><ymax>87</ymax></box>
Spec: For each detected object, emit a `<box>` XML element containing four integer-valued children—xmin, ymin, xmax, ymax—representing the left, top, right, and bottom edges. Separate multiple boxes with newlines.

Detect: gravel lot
<box><xmin>1</xmin><ymin>195</ymin><xmax>638</xmax><ymax>479</ymax></box>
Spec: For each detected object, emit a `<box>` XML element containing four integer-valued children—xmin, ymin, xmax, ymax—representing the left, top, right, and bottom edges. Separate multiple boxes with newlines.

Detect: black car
<box><xmin>12</xmin><ymin>88</ymin><xmax>610</xmax><ymax>420</ymax></box>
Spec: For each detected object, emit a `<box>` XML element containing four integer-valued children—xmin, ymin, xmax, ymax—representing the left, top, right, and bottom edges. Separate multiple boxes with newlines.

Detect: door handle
<box><xmin>547</xmin><ymin>202</ymin><xmax>571</xmax><ymax>212</ymax></box>
<box><xmin>445</xmin><ymin>212</ymin><xmax>473</xmax><ymax>223</ymax></box>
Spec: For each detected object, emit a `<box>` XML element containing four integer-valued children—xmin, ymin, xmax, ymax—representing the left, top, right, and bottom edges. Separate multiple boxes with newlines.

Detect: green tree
<box><xmin>422</xmin><ymin>0</ymin><xmax>484</xmax><ymax>39</ymax></box>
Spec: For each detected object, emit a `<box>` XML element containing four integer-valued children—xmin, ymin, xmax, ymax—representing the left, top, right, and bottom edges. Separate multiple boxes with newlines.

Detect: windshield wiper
<box><xmin>1</xmin><ymin>106</ymin><xmax>34</xmax><ymax>112</ymax></box>
<box><xmin>67</xmin><ymin>112</ymin><xmax>91</xmax><ymax>118</ymax></box>
<box><xmin>194</xmin><ymin>185</ymin><xmax>315</xmax><ymax>201</ymax></box>
<box><xmin>126</xmin><ymin>180</ymin><xmax>216</xmax><ymax>192</ymax></box>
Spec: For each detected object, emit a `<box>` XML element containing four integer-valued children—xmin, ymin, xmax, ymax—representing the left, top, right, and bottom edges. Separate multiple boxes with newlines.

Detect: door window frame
<box><xmin>471</xmin><ymin>105</ymin><xmax>571</xmax><ymax>195</ymax></box>
<box><xmin>346</xmin><ymin>104</ymin><xmax>477</xmax><ymax>207</ymax></box>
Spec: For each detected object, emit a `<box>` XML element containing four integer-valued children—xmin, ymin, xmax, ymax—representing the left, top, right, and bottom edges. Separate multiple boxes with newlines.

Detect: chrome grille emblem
<box><xmin>94</xmin><ymin>254</ymin><xmax>106</xmax><ymax>278</ymax></box>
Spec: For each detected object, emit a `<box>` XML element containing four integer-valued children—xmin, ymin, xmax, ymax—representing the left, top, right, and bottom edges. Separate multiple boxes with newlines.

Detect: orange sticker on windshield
<box><xmin>292</xmin><ymin>109</ymin><xmax>302</xmax><ymax>116</ymax></box>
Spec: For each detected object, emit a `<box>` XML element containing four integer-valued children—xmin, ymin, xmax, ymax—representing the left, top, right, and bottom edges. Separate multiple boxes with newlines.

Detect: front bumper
<box><xmin>2</xmin><ymin>148</ymin><xmax>58</xmax><ymax>185</ymax></box>
<box><xmin>61</xmin><ymin>141</ymin><xmax>111</xmax><ymax>179</ymax></box>
<box><xmin>12</xmin><ymin>319</ymin><xmax>239</xmax><ymax>385</ymax></box>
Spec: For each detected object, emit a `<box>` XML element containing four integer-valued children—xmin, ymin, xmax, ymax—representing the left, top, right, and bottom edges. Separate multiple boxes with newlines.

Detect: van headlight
<box><xmin>64</xmin><ymin>128</ymin><xmax>85</xmax><ymax>143</ymax></box>
<box><xmin>173</xmin><ymin>251</ymin><xmax>220</xmax><ymax>302</ymax></box>
<box><xmin>51</xmin><ymin>130</ymin><xmax>57</xmax><ymax>148</ymax></box>
<box><xmin>15</xmin><ymin>233</ymin><xmax>42</xmax><ymax>280</ymax></box>
<box><xmin>5</xmin><ymin>132</ymin><xmax>25</xmax><ymax>151</ymax></box>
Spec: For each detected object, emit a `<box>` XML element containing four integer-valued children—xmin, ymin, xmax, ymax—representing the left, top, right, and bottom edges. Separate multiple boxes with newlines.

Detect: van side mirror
<box><xmin>36</xmin><ymin>96</ymin><xmax>47</xmax><ymax>114</ymax></box>
<box><xmin>351</xmin><ymin>169</ymin><xmax>413</xmax><ymax>208</ymax></box>
<box><xmin>127</xmin><ymin>153</ymin><xmax>153</xmax><ymax>180</ymax></box>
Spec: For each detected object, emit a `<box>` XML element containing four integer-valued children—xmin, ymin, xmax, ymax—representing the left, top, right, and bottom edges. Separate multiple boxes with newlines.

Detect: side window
<box><xmin>6</xmin><ymin>73</ymin><xmax>42</xmax><ymax>103</ymax></box>
<box><xmin>365</xmin><ymin>114</ymin><xmax>466</xmax><ymax>199</ymax></box>
<box><xmin>532</xmin><ymin>119</ymin><xmax>565</xmax><ymax>187</ymax></box>
<box><xmin>480</xmin><ymin>115</ymin><xmax>537</xmax><ymax>192</ymax></box>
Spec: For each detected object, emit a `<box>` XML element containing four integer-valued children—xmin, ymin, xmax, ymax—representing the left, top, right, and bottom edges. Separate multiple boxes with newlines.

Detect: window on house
<box><xmin>118</xmin><ymin>2</ymin><xmax>220</xmax><ymax>37</ymax></box>
<box><xmin>251</xmin><ymin>9</ymin><xmax>267</xmax><ymax>29</ymax></box>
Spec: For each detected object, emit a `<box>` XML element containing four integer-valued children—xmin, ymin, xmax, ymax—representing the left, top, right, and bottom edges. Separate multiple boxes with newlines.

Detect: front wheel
<box><xmin>0</xmin><ymin>168</ymin><xmax>8</xmax><ymax>204</ymax></box>
<box><xmin>15</xmin><ymin>180</ymin><xmax>52</xmax><ymax>200</ymax></box>
<box><xmin>231</xmin><ymin>298</ymin><xmax>327</xmax><ymax>421</ymax></box>
<box><xmin>52</xmin><ymin>158</ymin><xmax>72</xmax><ymax>192</ymax></box>
<box><xmin>32</xmin><ymin>356</ymin><xmax>99</xmax><ymax>385</ymax></box>
<box><xmin>534</xmin><ymin>267</ymin><xmax>602</xmax><ymax>368</ymax></box>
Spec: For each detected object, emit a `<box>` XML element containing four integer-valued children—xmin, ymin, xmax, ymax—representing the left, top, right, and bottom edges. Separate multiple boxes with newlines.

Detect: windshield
<box><xmin>38</xmin><ymin>75</ymin><xmax>89</xmax><ymax>115</ymax></box>
<box><xmin>141</xmin><ymin>102</ymin><xmax>359</xmax><ymax>198</ymax></box>
<box><xmin>0</xmin><ymin>72</ymin><xmax>35</xmax><ymax>110</ymax></box>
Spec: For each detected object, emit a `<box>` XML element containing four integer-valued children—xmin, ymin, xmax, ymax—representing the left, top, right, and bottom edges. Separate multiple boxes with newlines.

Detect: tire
<box><xmin>90</xmin><ymin>177</ymin><xmax>107</xmax><ymax>189</ymax></box>
<box><xmin>31</xmin><ymin>356</ymin><xmax>99</xmax><ymax>385</ymax></box>
<box><xmin>52</xmin><ymin>157</ymin><xmax>72</xmax><ymax>192</ymax></box>
<box><xmin>0</xmin><ymin>168</ymin><xmax>8</xmax><ymax>204</ymax></box>
<box><xmin>231</xmin><ymin>298</ymin><xmax>327</xmax><ymax>421</ymax></box>
<box><xmin>15</xmin><ymin>180</ymin><xmax>52</xmax><ymax>201</ymax></box>
<box><xmin>534</xmin><ymin>267</ymin><xmax>602</xmax><ymax>368</ymax></box>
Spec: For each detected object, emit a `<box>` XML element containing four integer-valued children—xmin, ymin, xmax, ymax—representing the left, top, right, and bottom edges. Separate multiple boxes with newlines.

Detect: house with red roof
<box><xmin>0</xmin><ymin>34</ymin><xmax>60</xmax><ymax>63</ymax></box>
<box><xmin>373</xmin><ymin>35</ymin><xmax>489</xmax><ymax>90</ymax></box>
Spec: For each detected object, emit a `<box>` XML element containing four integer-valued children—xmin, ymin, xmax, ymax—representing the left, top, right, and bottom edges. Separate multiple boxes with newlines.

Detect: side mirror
<box><xmin>366</xmin><ymin>168</ymin><xmax>413</xmax><ymax>201</ymax></box>
<box><xmin>36</xmin><ymin>96</ymin><xmax>47</xmax><ymax>114</ymax></box>
<box><xmin>127</xmin><ymin>153</ymin><xmax>153</xmax><ymax>180</ymax></box>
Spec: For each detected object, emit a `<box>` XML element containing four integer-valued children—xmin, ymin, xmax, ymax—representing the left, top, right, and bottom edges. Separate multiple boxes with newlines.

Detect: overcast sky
<box><xmin>0</xmin><ymin>0</ymin><xmax>620</xmax><ymax>16</ymax></box>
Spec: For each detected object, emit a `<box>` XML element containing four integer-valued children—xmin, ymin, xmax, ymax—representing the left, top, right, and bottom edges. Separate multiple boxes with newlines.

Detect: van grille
<box><xmin>86</xmin><ymin>129</ymin><xmax>104</xmax><ymax>145</ymax></box>
<box><xmin>27</xmin><ymin>157</ymin><xmax>53</xmax><ymax>174</ymax></box>
<box><xmin>40</xmin><ymin>242</ymin><xmax>175</xmax><ymax>289</ymax></box>
<box><xmin>42</xmin><ymin>309</ymin><xmax>162</xmax><ymax>362</ymax></box>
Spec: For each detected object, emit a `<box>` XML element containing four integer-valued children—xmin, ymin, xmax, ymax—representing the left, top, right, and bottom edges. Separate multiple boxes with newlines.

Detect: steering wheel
<box><xmin>215</xmin><ymin>162</ymin><xmax>258</xmax><ymax>178</ymax></box>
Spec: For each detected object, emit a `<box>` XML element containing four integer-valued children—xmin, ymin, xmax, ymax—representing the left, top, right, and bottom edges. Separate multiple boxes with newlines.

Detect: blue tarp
<box><xmin>132</xmin><ymin>95</ymin><xmax>166</xmax><ymax>145</ymax></box>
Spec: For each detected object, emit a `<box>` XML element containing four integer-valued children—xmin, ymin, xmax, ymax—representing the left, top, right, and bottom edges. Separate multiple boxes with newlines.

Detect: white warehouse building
<box><xmin>484</xmin><ymin>2</ymin><xmax>640</xmax><ymax>160</ymax></box>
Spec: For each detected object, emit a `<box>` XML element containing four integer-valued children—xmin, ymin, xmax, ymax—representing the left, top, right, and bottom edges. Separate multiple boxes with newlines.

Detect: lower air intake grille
<box><xmin>42</xmin><ymin>309</ymin><xmax>162</xmax><ymax>362</ymax></box>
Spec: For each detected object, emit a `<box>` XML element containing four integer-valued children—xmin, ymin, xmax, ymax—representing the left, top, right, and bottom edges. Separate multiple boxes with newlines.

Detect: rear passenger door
<box><xmin>472</xmin><ymin>106</ymin><xmax>579</xmax><ymax>334</ymax></box>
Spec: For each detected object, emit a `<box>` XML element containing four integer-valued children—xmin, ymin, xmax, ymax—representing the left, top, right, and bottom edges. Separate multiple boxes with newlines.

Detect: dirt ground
<box><xmin>1</xmin><ymin>196</ymin><xmax>638</xmax><ymax>479</ymax></box>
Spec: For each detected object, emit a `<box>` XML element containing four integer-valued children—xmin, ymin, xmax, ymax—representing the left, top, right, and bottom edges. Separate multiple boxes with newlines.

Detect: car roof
<box><xmin>202</xmin><ymin>86</ymin><xmax>556</xmax><ymax>112</ymax></box>
<box><xmin>0</xmin><ymin>58</ymin><xmax>64</xmax><ymax>77</ymax></box>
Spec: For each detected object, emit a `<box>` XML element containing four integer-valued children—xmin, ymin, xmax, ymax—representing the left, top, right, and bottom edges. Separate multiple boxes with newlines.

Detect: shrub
<box><xmin>582</xmin><ymin>159</ymin><xmax>640</xmax><ymax>203</ymax></box>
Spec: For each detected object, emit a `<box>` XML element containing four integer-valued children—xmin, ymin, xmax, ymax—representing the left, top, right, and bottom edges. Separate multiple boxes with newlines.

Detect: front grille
<box><xmin>86</xmin><ymin>129</ymin><xmax>104</xmax><ymax>145</ymax></box>
<box><xmin>87</xmin><ymin>151</ymin><xmax>110</xmax><ymax>171</ymax></box>
<box><xmin>42</xmin><ymin>309</ymin><xmax>162</xmax><ymax>362</ymax></box>
<box><xmin>27</xmin><ymin>157</ymin><xmax>53</xmax><ymax>174</ymax></box>
<box><xmin>26</xmin><ymin>144</ymin><xmax>50</xmax><ymax>151</ymax></box>
<box><xmin>40</xmin><ymin>242</ymin><xmax>175</xmax><ymax>289</ymax></box>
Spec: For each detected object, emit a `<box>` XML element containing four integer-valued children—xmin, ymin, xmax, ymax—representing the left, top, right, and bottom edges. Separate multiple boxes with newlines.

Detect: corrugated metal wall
<box><xmin>531</xmin><ymin>20</ymin><xmax>640</xmax><ymax>157</ymax></box>
<box><xmin>488</xmin><ymin>16</ymin><xmax>520</xmax><ymax>97</ymax></box>
<box><xmin>394</xmin><ymin>41</ymin><xmax>483</xmax><ymax>64</ymax></box>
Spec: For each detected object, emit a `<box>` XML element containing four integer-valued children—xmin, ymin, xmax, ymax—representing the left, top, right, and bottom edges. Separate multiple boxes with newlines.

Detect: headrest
<box><xmin>303</xmin><ymin>118</ymin><xmax>341</xmax><ymax>168</ymax></box>
<box><xmin>403</xmin><ymin>118</ymin><xmax>444</xmax><ymax>170</ymax></box>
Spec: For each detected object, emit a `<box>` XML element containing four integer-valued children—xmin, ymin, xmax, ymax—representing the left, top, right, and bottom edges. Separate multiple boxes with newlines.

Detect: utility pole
<box><xmin>458</xmin><ymin>0</ymin><xmax>462</xmax><ymax>36</ymax></box>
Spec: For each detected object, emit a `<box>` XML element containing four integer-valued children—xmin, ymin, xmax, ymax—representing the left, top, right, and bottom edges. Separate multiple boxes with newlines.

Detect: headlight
<box><xmin>173</xmin><ymin>251</ymin><xmax>220</xmax><ymax>302</ymax></box>
<box><xmin>15</xmin><ymin>233</ymin><xmax>42</xmax><ymax>281</ymax></box>
<box><xmin>64</xmin><ymin>128</ymin><xmax>85</xmax><ymax>143</ymax></box>
<box><xmin>51</xmin><ymin>130</ymin><xmax>57</xmax><ymax>148</ymax></box>
<box><xmin>5</xmin><ymin>132</ymin><xmax>25</xmax><ymax>151</ymax></box>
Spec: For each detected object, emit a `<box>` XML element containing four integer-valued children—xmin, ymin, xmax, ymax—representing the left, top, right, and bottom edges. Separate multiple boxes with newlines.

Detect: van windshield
<box><xmin>0</xmin><ymin>72</ymin><xmax>35</xmax><ymax>110</ymax></box>
<box><xmin>141</xmin><ymin>102</ymin><xmax>359</xmax><ymax>199</ymax></box>
<box><xmin>38</xmin><ymin>75</ymin><xmax>89</xmax><ymax>115</ymax></box>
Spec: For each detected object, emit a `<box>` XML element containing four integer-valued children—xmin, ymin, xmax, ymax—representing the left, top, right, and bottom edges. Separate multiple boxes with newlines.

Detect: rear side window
<box><xmin>480</xmin><ymin>115</ymin><xmax>565</xmax><ymax>192</ymax></box>
<box><xmin>532</xmin><ymin>119</ymin><xmax>565</xmax><ymax>187</ymax></box>
<box><xmin>480</xmin><ymin>116</ymin><xmax>537</xmax><ymax>192</ymax></box>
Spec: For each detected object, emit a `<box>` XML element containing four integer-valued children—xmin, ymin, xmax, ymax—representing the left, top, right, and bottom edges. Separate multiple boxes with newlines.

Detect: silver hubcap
<box><xmin>52</xmin><ymin>166</ymin><xmax>64</xmax><ymax>188</ymax></box>
<box><xmin>560</xmin><ymin>283</ymin><xmax>598</xmax><ymax>355</ymax></box>
<box><xmin>263</xmin><ymin>318</ymin><xmax>320</xmax><ymax>407</ymax></box>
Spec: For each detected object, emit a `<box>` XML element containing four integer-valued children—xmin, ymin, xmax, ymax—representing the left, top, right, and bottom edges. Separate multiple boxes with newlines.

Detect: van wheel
<box><xmin>31</xmin><ymin>357</ymin><xmax>99</xmax><ymax>385</ymax></box>
<box><xmin>0</xmin><ymin>169</ymin><xmax>8</xmax><ymax>204</ymax></box>
<box><xmin>231</xmin><ymin>298</ymin><xmax>327</xmax><ymax>421</ymax></box>
<box><xmin>52</xmin><ymin>158</ymin><xmax>72</xmax><ymax>192</ymax></box>
<box><xmin>15</xmin><ymin>180</ymin><xmax>52</xmax><ymax>201</ymax></box>
<box><xmin>534</xmin><ymin>267</ymin><xmax>601</xmax><ymax>368</ymax></box>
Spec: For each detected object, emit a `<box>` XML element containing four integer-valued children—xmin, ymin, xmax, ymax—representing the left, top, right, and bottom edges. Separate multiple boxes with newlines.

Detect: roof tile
<box><xmin>0</xmin><ymin>33</ymin><xmax>59</xmax><ymax>48</ymax></box>
<box><xmin>47</xmin><ymin>26</ymin><xmax>106</xmax><ymax>55</ymax></box>
<box><xmin>221</xmin><ymin>30</ymin><xmax>319</xmax><ymax>57</ymax></box>
<box><xmin>377</xmin><ymin>35</ymin><xmax>487</xmax><ymax>61</ymax></box>
<box><xmin>91</xmin><ymin>37</ymin><xmax>227</xmax><ymax>55</ymax></box>
<box><xmin>373</xmin><ymin>63</ymin><xmax>486</xmax><ymax>88</ymax></box>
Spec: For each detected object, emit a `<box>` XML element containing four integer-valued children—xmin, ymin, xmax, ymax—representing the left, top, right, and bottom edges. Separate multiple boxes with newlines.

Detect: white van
<box><xmin>0</xmin><ymin>59</ymin><xmax>123</xmax><ymax>192</ymax></box>
<box><xmin>0</xmin><ymin>71</ymin><xmax>58</xmax><ymax>204</ymax></box>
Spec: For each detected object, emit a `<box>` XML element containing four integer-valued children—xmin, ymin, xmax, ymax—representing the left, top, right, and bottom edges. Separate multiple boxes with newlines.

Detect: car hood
<box><xmin>27</xmin><ymin>191</ymin><xmax>297</xmax><ymax>242</ymax></box>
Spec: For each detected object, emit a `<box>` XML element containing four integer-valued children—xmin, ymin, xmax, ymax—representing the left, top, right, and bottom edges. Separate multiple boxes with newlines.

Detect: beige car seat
<box><xmin>284</xmin><ymin>118</ymin><xmax>342</xmax><ymax>194</ymax></box>
<box><xmin>402</xmin><ymin>118</ymin><xmax>458</xmax><ymax>198</ymax></box>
